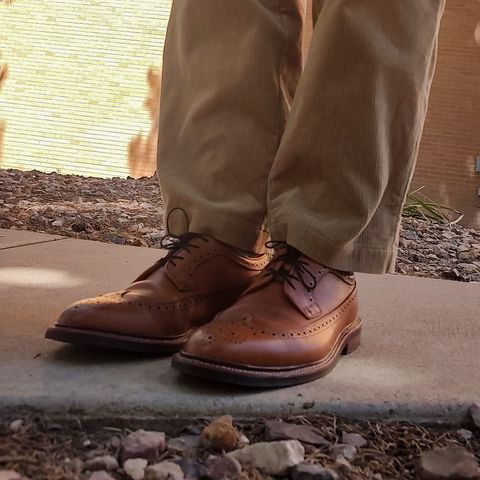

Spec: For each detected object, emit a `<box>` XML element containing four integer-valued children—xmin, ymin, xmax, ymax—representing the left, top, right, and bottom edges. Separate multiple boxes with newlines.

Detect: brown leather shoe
<box><xmin>172</xmin><ymin>242</ymin><xmax>362</xmax><ymax>386</ymax></box>
<box><xmin>45</xmin><ymin>233</ymin><xmax>270</xmax><ymax>353</ymax></box>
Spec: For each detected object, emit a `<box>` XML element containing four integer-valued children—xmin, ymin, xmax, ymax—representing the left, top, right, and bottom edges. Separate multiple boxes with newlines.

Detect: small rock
<box><xmin>291</xmin><ymin>463</ymin><xmax>340</xmax><ymax>480</ymax></box>
<box><xmin>9</xmin><ymin>420</ymin><xmax>23</xmax><ymax>433</ymax></box>
<box><xmin>227</xmin><ymin>440</ymin><xmax>304</xmax><ymax>475</ymax></box>
<box><xmin>121</xmin><ymin>430</ymin><xmax>166</xmax><ymax>463</ymax></box>
<box><xmin>330</xmin><ymin>444</ymin><xmax>357</xmax><ymax>462</ymax></box>
<box><xmin>201</xmin><ymin>416</ymin><xmax>242</xmax><ymax>452</ymax></box>
<box><xmin>402</xmin><ymin>229</ymin><xmax>419</xmax><ymax>241</ymax></box>
<box><xmin>341</xmin><ymin>432</ymin><xmax>367</xmax><ymax>448</ymax></box>
<box><xmin>205</xmin><ymin>456</ymin><xmax>242</xmax><ymax>480</ymax></box>
<box><xmin>175</xmin><ymin>459</ymin><xmax>208</xmax><ymax>479</ymax></box>
<box><xmin>167</xmin><ymin>435</ymin><xmax>201</xmax><ymax>454</ymax></box>
<box><xmin>456</xmin><ymin>429</ymin><xmax>474</xmax><ymax>442</ymax></box>
<box><xmin>51</xmin><ymin>219</ymin><xmax>63</xmax><ymax>227</ymax></box>
<box><xmin>334</xmin><ymin>456</ymin><xmax>353</xmax><ymax>471</ymax></box>
<box><xmin>145</xmin><ymin>461</ymin><xmax>184</xmax><ymax>480</ymax></box>
<box><xmin>264</xmin><ymin>421</ymin><xmax>328</xmax><ymax>446</ymax></box>
<box><xmin>85</xmin><ymin>455</ymin><xmax>119</xmax><ymax>472</ymax></box>
<box><xmin>471</xmin><ymin>403</ymin><xmax>480</xmax><ymax>429</ymax></box>
<box><xmin>0</xmin><ymin>472</ymin><xmax>21</xmax><ymax>480</ymax></box>
<box><xmin>88</xmin><ymin>472</ymin><xmax>116</xmax><ymax>480</ymax></box>
<box><xmin>237</xmin><ymin>434</ymin><xmax>250</xmax><ymax>448</ymax></box>
<box><xmin>123</xmin><ymin>458</ymin><xmax>148</xmax><ymax>480</ymax></box>
<box><xmin>65</xmin><ymin>457</ymin><xmax>84</xmax><ymax>473</ymax></box>
<box><xmin>418</xmin><ymin>447</ymin><xmax>479</xmax><ymax>479</ymax></box>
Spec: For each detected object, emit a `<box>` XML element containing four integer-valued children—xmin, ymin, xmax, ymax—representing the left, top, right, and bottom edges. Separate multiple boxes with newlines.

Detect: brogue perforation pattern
<box><xmin>199</xmin><ymin>291</ymin><xmax>357</xmax><ymax>345</ymax></box>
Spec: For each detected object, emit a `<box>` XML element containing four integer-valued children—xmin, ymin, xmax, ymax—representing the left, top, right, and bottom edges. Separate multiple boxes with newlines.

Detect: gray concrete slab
<box><xmin>0</xmin><ymin>232</ymin><xmax>479</xmax><ymax>423</ymax></box>
<box><xmin>0</xmin><ymin>228</ymin><xmax>65</xmax><ymax>250</ymax></box>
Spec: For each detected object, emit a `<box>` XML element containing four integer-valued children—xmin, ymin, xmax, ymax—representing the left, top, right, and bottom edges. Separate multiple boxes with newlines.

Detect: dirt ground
<box><xmin>0</xmin><ymin>413</ymin><xmax>479</xmax><ymax>480</ymax></box>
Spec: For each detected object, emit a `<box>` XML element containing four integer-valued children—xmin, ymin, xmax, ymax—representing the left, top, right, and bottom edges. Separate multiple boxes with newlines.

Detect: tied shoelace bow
<box><xmin>159</xmin><ymin>231</ymin><xmax>209</xmax><ymax>267</ymax></box>
<box><xmin>157</xmin><ymin>207</ymin><xmax>210</xmax><ymax>267</ymax></box>
<box><xmin>263</xmin><ymin>241</ymin><xmax>318</xmax><ymax>291</ymax></box>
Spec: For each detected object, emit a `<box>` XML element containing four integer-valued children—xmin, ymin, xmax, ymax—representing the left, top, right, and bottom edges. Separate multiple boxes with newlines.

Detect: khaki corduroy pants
<box><xmin>156</xmin><ymin>0</ymin><xmax>446</xmax><ymax>274</ymax></box>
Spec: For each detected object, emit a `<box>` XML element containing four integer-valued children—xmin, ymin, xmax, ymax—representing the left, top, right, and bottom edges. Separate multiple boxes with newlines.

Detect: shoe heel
<box><xmin>341</xmin><ymin>321</ymin><xmax>361</xmax><ymax>356</ymax></box>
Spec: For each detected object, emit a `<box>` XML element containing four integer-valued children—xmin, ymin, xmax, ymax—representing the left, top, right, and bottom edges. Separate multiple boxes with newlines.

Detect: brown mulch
<box><xmin>0</xmin><ymin>414</ymin><xmax>479</xmax><ymax>480</ymax></box>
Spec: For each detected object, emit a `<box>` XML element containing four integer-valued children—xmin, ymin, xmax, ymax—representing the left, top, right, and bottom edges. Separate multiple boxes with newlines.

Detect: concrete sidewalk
<box><xmin>1</xmin><ymin>228</ymin><xmax>479</xmax><ymax>423</ymax></box>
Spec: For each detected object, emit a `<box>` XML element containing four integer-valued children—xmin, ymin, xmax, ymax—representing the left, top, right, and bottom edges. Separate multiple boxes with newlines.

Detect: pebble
<box><xmin>456</xmin><ymin>429</ymin><xmax>474</xmax><ymax>442</ymax></box>
<box><xmin>341</xmin><ymin>432</ymin><xmax>367</xmax><ymax>448</ymax></box>
<box><xmin>330</xmin><ymin>444</ymin><xmax>357</xmax><ymax>462</ymax></box>
<box><xmin>0</xmin><ymin>472</ymin><xmax>22</xmax><ymax>480</ymax></box>
<box><xmin>144</xmin><ymin>461</ymin><xmax>184</xmax><ymax>480</ymax></box>
<box><xmin>9</xmin><ymin>420</ymin><xmax>23</xmax><ymax>433</ymax></box>
<box><xmin>417</xmin><ymin>447</ymin><xmax>479</xmax><ymax>479</ymax></box>
<box><xmin>227</xmin><ymin>440</ymin><xmax>305</xmax><ymax>475</ymax></box>
<box><xmin>87</xmin><ymin>472</ymin><xmax>116</xmax><ymax>480</ymax></box>
<box><xmin>121</xmin><ymin>430</ymin><xmax>166</xmax><ymax>464</ymax></box>
<box><xmin>471</xmin><ymin>403</ymin><xmax>480</xmax><ymax>429</ymax></box>
<box><xmin>291</xmin><ymin>463</ymin><xmax>340</xmax><ymax>480</ymax></box>
<box><xmin>264</xmin><ymin>421</ymin><xmax>328</xmax><ymax>446</ymax></box>
<box><xmin>123</xmin><ymin>458</ymin><xmax>148</xmax><ymax>480</ymax></box>
<box><xmin>200</xmin><ymin>416</ymin><xmax>242</xmax><ymax>452</ymax></box>
<box><xmin>167</xmin><ymin>435</ymin><xmax>202</xmax><ymax>455</ymax></box>
<box><xmin>204</xmin><ymin>456</ymin><xmax>242</xmax><ymax>480</ymax></box>
<box><xmin>85</xmin><ymin>455</ymin><xmax>119</xmax><ymax>472</ymax></box>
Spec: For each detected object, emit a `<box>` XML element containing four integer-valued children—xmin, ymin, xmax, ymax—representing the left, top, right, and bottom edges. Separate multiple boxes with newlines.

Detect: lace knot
<box><xmin>264</xmin><ymin>241</ymin><xmax>317</xmax><ymax>291</ymax></box>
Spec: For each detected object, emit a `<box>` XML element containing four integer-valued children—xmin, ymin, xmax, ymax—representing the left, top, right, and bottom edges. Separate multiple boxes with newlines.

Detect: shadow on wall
<box><xmin>127</xmin><ymin>66</ymin><xmax>162</xmax><ymax>179</ymax></box>
<box><xmin>0</xmin><ymin>55</ymin><xmax>7</xmax><ymax>165</ymax></box>
<box><xmin>1</xmin><ymin>0</ymin><xmax>14</xmax><ymax>166</ymax></box>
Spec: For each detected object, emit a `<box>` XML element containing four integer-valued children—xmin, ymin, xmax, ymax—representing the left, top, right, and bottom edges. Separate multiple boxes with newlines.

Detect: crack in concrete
<box><xmin>0</xmin><ymin>237</ymin><xmax>68</xmax><ymax>251</ymax></box>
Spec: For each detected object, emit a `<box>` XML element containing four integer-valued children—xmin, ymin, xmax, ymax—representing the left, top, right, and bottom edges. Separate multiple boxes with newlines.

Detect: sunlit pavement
<box><xmin>1</xmin><ymin>228</ymin><xmax>479</xmax><ymax>423</ymax></box>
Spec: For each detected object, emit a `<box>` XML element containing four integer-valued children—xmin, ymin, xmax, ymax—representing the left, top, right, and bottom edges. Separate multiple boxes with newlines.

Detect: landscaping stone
<box><xmin>471</xmin><ymin>403</ymin><xmax>480</xmax><ymax>429</ymax></box>
<box><xmin>123</xmin><ymin>458</ymin><xmax>148</xmax><ymax>480</ymax></box>
<box><xmin>417</xmin><ymin>447</ymin><xmax>480</xmax><ymax>479</ymax></box>
<box><xmin>144</xmin><ymin>461</ymin><xmax>184</xmax><ymax>480</ymax></box>
<box><xmin>330</xmin><ymin>444</ymin><xmax>357</xmax><ymax>462</ymax></box>
<box><xmin>121</xmin><ymin>430</ymin><xmax>166</xmax><ymax>463</ymax></box>
<box><xmin>167</xmin><ymin>435</ymin><xmax>202</xmax><ymax>455</ymax></box>
<box><xmin>291</xmin><ymin>463</ymin><xmax>340</xmax><ymax>480</ymax></box>
<box><xmin>85</xmin><ymin>455</ymin><xmax>119</xmax><ymax>472</ymax></box>
<box><xmin>201</xmin><ymin>416</ymin><xmax>242</xmax><ymax>452</ymax></box>
<box><xmin>0</xmin><ymin>472</ymin><xmax>21</xmax><ymax>480</ymax></box>
<box><xmin>227</xmin><ymin>440</ymin><xmax>305</xmax><ymax>475</ymax></box>
<box><xmin>88</xmin><ymin>472</ymin><xmax>116</xmax><ymax>480</ymax></box>
<box><xmin>341</xmin><ymin>432</ymin><xmax>367</xmax><ymax>448</ymax></box>
<box><xmin>456</xmin><ymin>429</ymin><xmax>474</xmax><ymax>442</ymax></box>
<box><xmin>174</xmin><ymin>459</ymin><xmax>208</xmax><ymax>479</ymax></box>
<box><xmin>205</xmin><ymin>456</ymin><xmax>242</xmax><ymax>480</ymax></box>
<box><xmin>8</xmin><ymin>420</ymin><xmax>22</xmax><ymax>433</ymax></box>
<box><xmin>264</xmin><ymin>421</ymin><xmax>328</xmax><ymax>446</ymax></box>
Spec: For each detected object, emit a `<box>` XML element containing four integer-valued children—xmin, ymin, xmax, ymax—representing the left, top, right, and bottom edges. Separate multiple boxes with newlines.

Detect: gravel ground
<box><xmin>1</xmin><ymin>413</ymin><xmax>479</xmax><ymax>480</ymax></box>
<box><xmin>1</xmin><ymin>168</ymin><xmax>479</xmax><ymax>282</ymax></box>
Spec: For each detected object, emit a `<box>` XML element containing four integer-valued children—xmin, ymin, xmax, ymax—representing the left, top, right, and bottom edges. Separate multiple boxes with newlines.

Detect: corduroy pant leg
<box><xmin>156</xmin><ymin>0</ymin><xmax>304</xmax><ymax>253</ymax></box>
<box><xmin>267</xmin><ymin>0</ymin><xmax>446</xmax><ymax>273</ymax></box>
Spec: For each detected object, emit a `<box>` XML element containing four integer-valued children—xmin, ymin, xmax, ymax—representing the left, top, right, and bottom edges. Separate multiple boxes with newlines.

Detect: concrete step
<box><xmin>0</xmin><ymin>228</ymin><xmax>479</xmax><ymax>423</ymax></box>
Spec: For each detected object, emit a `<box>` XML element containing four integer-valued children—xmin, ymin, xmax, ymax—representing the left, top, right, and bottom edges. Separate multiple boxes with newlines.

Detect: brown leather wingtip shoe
<box><xmin>45</xmin><ymin>233</ymin><xmax>270</xmax><ymax>353</ymax></box>
<box><xmin>172</xmin><ymin>242</ymin><xmax>362</xmax><ymax>387</ymax></box>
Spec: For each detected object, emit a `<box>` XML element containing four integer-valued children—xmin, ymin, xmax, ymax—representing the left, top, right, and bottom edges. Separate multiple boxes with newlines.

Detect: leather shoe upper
<box><xmin>180</xmin><ymin>243</ymin><xmax>359</xmax><ymax>367</ymax></box>
<box><xmin>55</xmin><ymin>233</ymin><xmax>270</xmax><ymax>339</ymax></box>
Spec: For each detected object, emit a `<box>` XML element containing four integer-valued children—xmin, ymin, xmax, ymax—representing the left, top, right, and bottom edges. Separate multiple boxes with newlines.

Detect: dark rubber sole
<box><xmin>45</xmin><ymin>325</ymin><xmax>189</xmax><ymax>353</ymax></box>
<box><xmin>172</xmin><ymin>317</ymin><xmax>363</xmax><ymax>387</ymax></box>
